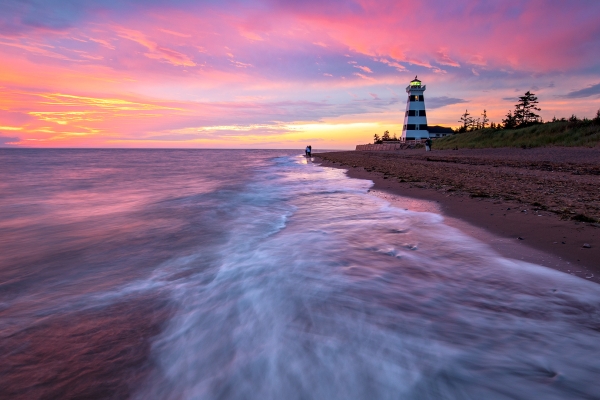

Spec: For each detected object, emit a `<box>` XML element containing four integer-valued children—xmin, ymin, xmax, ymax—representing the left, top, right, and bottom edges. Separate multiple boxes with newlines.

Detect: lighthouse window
<box><xmin>409</xmin><ymin>95</ymin><xmax>417</xmax><ymax>102</ymax></box>
<box><xmin>419</xmin><ymin>95</ymin><xmax>424</xmax><ymax>101</ymax></box>
<box><xmin>419</xmin><ymin>124</ymin><xmax>428</xmax><ymax>130</ymax></box>
<box><xmin>406</xmin><ymin>124</ymin><xmax>416</xmax><ymax>130</ymax></box>
<box><xmin>408</xmin><ymin>110</ymin><xmax>416</xmax><ymax>116</ymax></box>
<box><xmin>419</xmin><ymin>110</ymin><xmax>426</xmax><ymax>116</ymax></box>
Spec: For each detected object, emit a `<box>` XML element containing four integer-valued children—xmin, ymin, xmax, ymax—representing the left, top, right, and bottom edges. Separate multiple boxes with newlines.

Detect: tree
<box><xmin>392</xmin><ymin>132</ymin><xmax>398</xmax><ymax>140</ymax></box>
<box><xmin>595</xmin><ymin>109</ymin><xmax>600</xmax><ymax>123</ymax></box>
<box><xmin>459</xmin><ymin>109</ymin><xmax>473</xmax><ymax>131</ymax></box>
<box><xmin>382</xmin><ymin>130</ymin><xmax>390</xmax><ymax>141</ymax></box>
<box><xmin>514</xmin><ymin>91</ymin><xmax>540</xmax><ymax>125</ymax></box>
<box><xmin>373</xmin><ymin>133</ymin><xmax>380</xmax><ymax>143</ymax></box>
<box><xmin>502</xmin><ymin>110</ymin><xmax>517</xmax><ymax>129</ymax></box>
<box><xmin>481</xmin><ymin>109</ymin><xmax>489</xmax><ymax>128</ymax></box>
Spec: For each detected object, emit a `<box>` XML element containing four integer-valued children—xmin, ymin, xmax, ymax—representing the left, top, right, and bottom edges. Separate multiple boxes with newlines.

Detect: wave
<box><xmin>133</xmin><ymin>155</ymin><xmax>600</xmax><ymax>399</ymax></box>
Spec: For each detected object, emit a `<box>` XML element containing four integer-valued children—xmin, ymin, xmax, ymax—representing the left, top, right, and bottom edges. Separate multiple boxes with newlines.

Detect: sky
<box><xmin>1</xmin><ymin>0</ymin><xmax>600</xmax><ymax>149</ymax></box>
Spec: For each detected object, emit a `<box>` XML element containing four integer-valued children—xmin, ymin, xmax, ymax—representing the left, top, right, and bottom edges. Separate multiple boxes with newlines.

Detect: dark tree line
<box><xmin>457</xmin><ymin>91</ymin><xmax>541</xmax><ymax>132</ymax></box>
<box><xmin>457</xmin><ymin>109</ymin><xmax>494</xmax><ymax>132</ymax></box>
<box><xmin>550</xmin><ymin>109</ymin><xmax>600</xmax><ymax>124</ymax></box>
<box><xmin>456</xmin><ymin>90</ymin><xmax>600</xmax><ymax>133</ymax></box>
<box><xmin>373</xmin><ymin>130</ymin><xmax>398</xmax><ymax>143</ymax></box>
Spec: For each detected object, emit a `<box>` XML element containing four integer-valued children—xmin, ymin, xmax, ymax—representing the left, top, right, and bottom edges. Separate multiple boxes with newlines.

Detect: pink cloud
<box><xmin>377</xmin><ymin>58</ymin><xmax>406</xmax><ymax>72</ymax></box>
<box><xmin>117</xmin><ymin>27</ymin><xmax>196</xmax><ymax>67</ymax></box>
<box><xmin>353</xmin><ymin>72</ymin><xmax>374</xmax><ymax>81</ymax></box>
<box><xmin>354</xmin><ymin>65</ymin><xmax>372</xmax><ymax>73</ymax></box>
<box><xmin>468</xmin><ymin>55</ymin><xmax>486</xmax><ymax>67</ymax></box>
<box><xmin>88</xmin><ymin>37</ymin><xmax>115</xmax><ymax>49</ymax></box>
<box><xmin>158</xmin><ymin>29</ymin><xmax>192</xmax><ymax>38</ymax></box>
<box><xmin>436</xmin><ymin>50</ymin><xmax>460</xmax><ymax>67</ymax></box>
<box><xmin>230</xmin><ymin>60</ymin><xmax>253</xmax><ymax>68</ymax></box>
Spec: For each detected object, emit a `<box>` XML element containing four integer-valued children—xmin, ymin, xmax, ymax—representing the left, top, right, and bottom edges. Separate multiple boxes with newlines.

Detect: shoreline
<box><xmin>315</xmin><ymin>151</ymin><xmax>599</xmax><ymax>283</ymax></box>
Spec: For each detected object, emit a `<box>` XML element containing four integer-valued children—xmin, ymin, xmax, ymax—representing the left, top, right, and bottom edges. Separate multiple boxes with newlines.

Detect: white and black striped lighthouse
<box><xmin>402</xmin><ymin>76</ymin><xmax>429</xmax><ymax>140</ymax></box>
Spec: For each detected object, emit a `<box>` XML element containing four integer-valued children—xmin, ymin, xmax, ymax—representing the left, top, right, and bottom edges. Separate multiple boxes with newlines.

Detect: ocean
<box><xmin>1</xmin><ymin>149</ymin><xmax>599</xmax><ymax>399</ymax></box>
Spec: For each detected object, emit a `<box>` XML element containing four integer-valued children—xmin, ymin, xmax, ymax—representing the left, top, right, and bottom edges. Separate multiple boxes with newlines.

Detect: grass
<box><xmin>433</xmin><ymin>120</ymin><xmax>600</xmax><ymax>150</ymax></box>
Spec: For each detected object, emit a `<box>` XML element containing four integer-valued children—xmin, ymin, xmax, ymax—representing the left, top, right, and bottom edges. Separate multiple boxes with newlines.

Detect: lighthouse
<box><xmin>402</xmin><ymin>76</ymin><xmax>429</xmax><ymax>141</ymax></box>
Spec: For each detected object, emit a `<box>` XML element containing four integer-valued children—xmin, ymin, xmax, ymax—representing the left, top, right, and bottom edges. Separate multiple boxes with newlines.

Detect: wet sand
<box><xmin>314</xmin><ymin>147</ymin><xmax>600</xmax><ymax>283</ymax></box>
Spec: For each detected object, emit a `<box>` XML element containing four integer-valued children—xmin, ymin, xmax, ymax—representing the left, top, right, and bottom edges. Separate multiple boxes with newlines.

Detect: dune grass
<box><xmin>433</xmin><ymin>120</ymin><xmax>600</xmax><ymax>150</ymax></box>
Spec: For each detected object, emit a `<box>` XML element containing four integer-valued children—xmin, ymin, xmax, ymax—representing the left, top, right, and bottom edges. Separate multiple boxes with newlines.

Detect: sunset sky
<box><xmin>1</xmin><ymin>0</ymin><xmax>600</xmax><ymax>148</ymax></box>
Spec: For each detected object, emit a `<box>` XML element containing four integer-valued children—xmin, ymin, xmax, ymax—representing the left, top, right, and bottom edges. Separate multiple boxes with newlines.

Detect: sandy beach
<box><xmin>315</xmin><ymin>147</ymin><xmax>600</xmax><ymax>282</ymax></box>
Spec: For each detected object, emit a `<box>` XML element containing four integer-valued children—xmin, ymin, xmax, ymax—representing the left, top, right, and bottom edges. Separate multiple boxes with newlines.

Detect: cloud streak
<box><xmin>565</xmin><ymin>83</ymin><xmax>600</xmax><ymax>98</ymax></box>
<box><xmin>0</xmin><ymin>135</ymin><xmax>20</xmax><ymax>146</ymax></box>
<box><xmin>426</xmin><ymin>96</ymin><xmax>468</xmax><ymax>109</ymax></box>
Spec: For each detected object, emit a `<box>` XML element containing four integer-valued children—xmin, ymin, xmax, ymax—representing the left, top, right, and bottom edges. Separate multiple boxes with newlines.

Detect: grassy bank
<box><xmin>434</xmin><ymin>120</ymin><xmax>600</xmax><ymax>150</ymax></box>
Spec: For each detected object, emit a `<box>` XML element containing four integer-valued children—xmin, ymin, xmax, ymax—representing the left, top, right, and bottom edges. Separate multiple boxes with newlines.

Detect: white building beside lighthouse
<box><xmin>402</xmin><ymin>76</ymin><xmax>429</xmax><ymax>140</ymax></box>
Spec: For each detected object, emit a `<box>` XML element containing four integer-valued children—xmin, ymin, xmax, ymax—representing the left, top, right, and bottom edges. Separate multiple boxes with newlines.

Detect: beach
<box><xmin>315</xmin><ymin>147</ymin><xmax>600</xmax><ymax>282</ymax></box>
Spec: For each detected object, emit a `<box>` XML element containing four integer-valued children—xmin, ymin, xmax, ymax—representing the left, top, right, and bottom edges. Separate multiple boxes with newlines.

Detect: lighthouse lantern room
<box><xmin>402</xmin><ymin>76</ymin><xmax>429</xmax><ymax>140</ymax></box>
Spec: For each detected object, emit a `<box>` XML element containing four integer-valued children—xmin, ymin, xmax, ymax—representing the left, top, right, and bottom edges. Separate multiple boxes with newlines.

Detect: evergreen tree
<box><xmin>513</xmin><ymin>104</ymin><xmax>524</xmax><ymax>125</ymax></box>
<box><xmin>595</xmin><ymin>109</ymin><xmax>600</xmax><ymax>123</ymax></box>
<box><xmin>459</xmin><ymin>109</ymin><xmax>473</xmax><ymax>131</ymax></box>
<box><xmin>514</xmin><ymin>91</ymin><xmax>540</xmax><ymax>125</ymax></box>
<box><xmin>502</xmin><ymin>110</ymin><xmax>517</xmax><ymax>129</ymax></box>
<box><xmin>481</xmin><ymin>109</ymin><xmax>489</xmax><ymax>128</ymax></box>
<box><xmin>382</xmin><ymin>130</ymin><xmax>390</xmax><ymax>141</ymax></box>
<box><xmin>373</xmin><ymin>133</ymin><xmax>380</xmax><ymax>143</ymax></box>
<box><xmin>392</xmin><ymin>132</ymin><xmax>397</xmax><ymax>140</ymax></box>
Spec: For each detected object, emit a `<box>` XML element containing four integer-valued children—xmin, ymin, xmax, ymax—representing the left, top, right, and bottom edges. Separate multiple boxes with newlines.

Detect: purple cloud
<box><xmin>426</xmin><ymin>96</ymin><xmax>468</xmax><ymax>109</ymax></box>
<box><xmin>0</xmin><ymin>135</ymin><xmax>20</xmax><ymax>147</ymax></box>
<box><xmin>565</xmin><ymin>82</ymin><xmax>600</xmax><ymax>98</ymax></box>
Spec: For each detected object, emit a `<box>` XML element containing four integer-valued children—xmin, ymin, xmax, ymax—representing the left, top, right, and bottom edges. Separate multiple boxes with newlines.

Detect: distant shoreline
<box><xmin>314</xmin><ymin>147</ymin><xmax>600</xmax><ymax>283</ymax></box>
